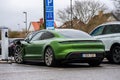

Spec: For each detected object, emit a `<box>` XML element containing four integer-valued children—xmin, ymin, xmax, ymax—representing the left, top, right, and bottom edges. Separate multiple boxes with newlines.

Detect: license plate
<box><xmin>82</xmin><ymin>54</ymin><xmax>96</xmax><ymax>58</ymax></box>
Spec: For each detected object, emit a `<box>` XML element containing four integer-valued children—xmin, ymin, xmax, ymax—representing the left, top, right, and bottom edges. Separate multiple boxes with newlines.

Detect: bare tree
<box><xmin>57</xmin><ymin>0</ymin><xmax>107</xmax><ymax>25</ymax></box>
<box><xmin>112</xmin><ymin>0</ymin><xmax>120</xmax><ymax>20</ymax></box>
<box><xmin>57</xmin><ymin>7</ymin><xmax>72</xmax><ymax>23</ymax></box>
<box><xmin>73</xmin><ymin>0</ymin><xmax>107</xmax><ymax>23</ymax></box>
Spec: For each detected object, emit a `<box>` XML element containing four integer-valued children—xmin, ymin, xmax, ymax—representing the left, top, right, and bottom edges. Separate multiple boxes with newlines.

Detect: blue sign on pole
<box><xmin>46</xmin><ymin>7</ymin><xmax>53</xmax><ymax>11</ymax></box>
<box><xmin>46</xmin><ymin>0</ymin><xmax>53</xmax><ymax>6</ymax></box>
<box><xmin>46</xmin><ymin>12</ymin><xmax>54</xmax><ymax>20</ymax></box>
<box><xmin>46</xmin><ymin>21</ymin><xmax>54</xmax><ymax>27</ymax></box>
<box><xmin>45</xmin><ymin>0</ymin><xmax>54</xmax><ymax>30</ymax></box>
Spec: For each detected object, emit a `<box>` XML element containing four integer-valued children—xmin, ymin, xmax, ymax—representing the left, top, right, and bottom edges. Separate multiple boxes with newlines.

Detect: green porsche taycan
<box><xmin>14</xmin><ymin>29</ymin><xmax>105</xmax><ymax>67</ymax></box>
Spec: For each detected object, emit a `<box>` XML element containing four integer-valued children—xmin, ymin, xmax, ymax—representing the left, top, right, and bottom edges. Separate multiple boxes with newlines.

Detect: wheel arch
<box><xmin>110</xmin><ymin>43</ymin><xmax>120</xmax><ymax>51</ymax></box>
<box><xmin>43</xmin><ymin>45</ymin><xmax>54</xmax><ymax>59</ymax></box>
<box><xmin>44</xmin><ymin>45</ymin><xmax>52</xmax><ymax>52</ymax></box>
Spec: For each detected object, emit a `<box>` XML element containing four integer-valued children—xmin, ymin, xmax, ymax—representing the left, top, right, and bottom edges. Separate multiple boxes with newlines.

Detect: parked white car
<box><xmin>90</xmin><ymin>21</ymin><xmax>120</xmax><ymax>64</ymax></box>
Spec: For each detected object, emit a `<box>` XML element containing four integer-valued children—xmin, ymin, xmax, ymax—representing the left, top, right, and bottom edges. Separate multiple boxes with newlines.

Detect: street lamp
<box><xmin>43</xmin><ymin>0</ymin><xmax>46</xmax><ymax>29</ymax></box>
<box><xmin>70</xmin><ymin>0</ymin><xmax>73</xmax><ymax>28</ymax></box>
<box><xmin>23</xmin><ymin>12</ymin><xmax>27</xmax><ymax>33</ymax></box>
<box><xmin>17</xmin><ymin>24</ymin><xmax>20</xmax><ymax>31</ymax></box>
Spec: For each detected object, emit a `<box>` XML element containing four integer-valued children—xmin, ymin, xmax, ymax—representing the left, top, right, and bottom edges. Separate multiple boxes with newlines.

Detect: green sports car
<box><xmin>14</xmin><ymin>29</ymin><xmax>105</xmax><ymax>67</ymax></box>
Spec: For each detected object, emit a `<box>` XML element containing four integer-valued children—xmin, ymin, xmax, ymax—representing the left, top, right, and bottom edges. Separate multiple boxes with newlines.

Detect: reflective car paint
<box><xmin>14</xmin><ymin>29</ymin><xmax>105</xmax><ymax>66</ymax></box>
<box><xmin>21</xmin><ymin>29</ymin><xmax>105</xmax><ymax>60</ymax></box>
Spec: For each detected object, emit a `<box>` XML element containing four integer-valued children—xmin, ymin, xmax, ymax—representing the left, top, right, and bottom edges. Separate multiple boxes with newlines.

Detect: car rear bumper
<box><xmin>58</xmin><ymin>52</ymin><xmax>105</xmax><ymax>63</ymax></box>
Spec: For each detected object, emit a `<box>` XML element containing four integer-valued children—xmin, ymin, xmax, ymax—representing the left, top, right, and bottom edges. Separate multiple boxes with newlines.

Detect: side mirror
<box><xmin>25</xmin><ymin>38</ymin><xmax>30</xmax><ymax>43</ymax></box>
<box><xmin>15</xmin><ymin>40</ymin><xmax>21</xmax><ymax>45</ymax></box>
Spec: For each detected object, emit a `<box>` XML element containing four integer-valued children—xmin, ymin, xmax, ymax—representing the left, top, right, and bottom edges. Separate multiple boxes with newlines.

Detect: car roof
<box><xmin>32</xmin><ymin>29</ymin><xmax>90</xmax><ymax>35</ymax></box>
<box><xmin>100</xmin><ymin>21</ymin><xmax>120</xmax><ymax>26</ymax></box>
<box><xmin>9</xmin><ymin>38</ymin><xmax>24</xmax><ymax>40</ymax></box>
<box><xmin>40</xmin><ymin>29</ymin><xmax>86</xmax><ymax>33</ymax></box>
<box><xmin>9</xmin><ymin>38</ymin><xmax>24</xmax><ymax>42</ymax></box>
<box><xmin>31</xmin><ymin>29</ymin><xmax>91</xmax><ymax>38</ymax></box>
<box><xmin>91</xmin><ymin>21</ymin><xmax>120</xmax><ymax>32</ymax></box>
<box><xmin>90</xmin><ymin>21</ymin><xmax>120</xmax><ymax>34</ymax></box>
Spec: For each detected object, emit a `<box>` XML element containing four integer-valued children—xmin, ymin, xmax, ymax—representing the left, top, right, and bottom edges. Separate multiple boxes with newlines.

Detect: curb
<box><xmin>0</xmin><ymin>60</ymin><xmax>9</xmax><ymax>64</ymax></box>
<box><xmin>0</xmin><ymin>56</ymin><xmax>15</xmax><ymax>64</ymax></box>
<box><xmin>0</xmin><ymin>59</ymin><xmax>15</xmax><ymax>64</ymax></box>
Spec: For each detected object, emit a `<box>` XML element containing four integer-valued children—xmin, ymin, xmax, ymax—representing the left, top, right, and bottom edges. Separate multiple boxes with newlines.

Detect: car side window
<box><xmin>90</xmin><ymin>26</ymin><xmax>104</xmax><ymax>36</ymax></box>
<box><xmin>31</xmin><ymin>32</ymin><xmax>43</xmax><ymax>41</ymax></box>
<box><xmin>103</xmin><ymin>25</ymin><xmax>113</xmax><ymax>34</ymax></box>
<box><xmin>103</xmin><ymin>24</ymin><xmax>120</xmax><ymax>34</ymax></box>
<box><xmin>41</xmin><ymin>32</ymin><xmax>54</xmax><ymax>40</ymax></box>
<box><xmin>113</xmin><ymin>24</ymin><xmax>120</xmax><ymax>33</ymax></box>
<box><xmin>25</xmin><ymin>32</ymin><xmax>36</xmax><ymax>41</ymax></box>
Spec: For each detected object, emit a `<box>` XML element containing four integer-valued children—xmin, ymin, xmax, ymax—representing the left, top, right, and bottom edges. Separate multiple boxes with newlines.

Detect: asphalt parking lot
<box><xmin>0</xmin><ymin>60</ymin><xmax>120</xmax><ymax>80</ymax></box>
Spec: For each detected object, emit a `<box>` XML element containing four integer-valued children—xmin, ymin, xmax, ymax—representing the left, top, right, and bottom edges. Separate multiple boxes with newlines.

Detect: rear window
<box><xmin>57</xmin><ymin>29</ymin><xmax>91</xmax><ymax>38</ymax></box>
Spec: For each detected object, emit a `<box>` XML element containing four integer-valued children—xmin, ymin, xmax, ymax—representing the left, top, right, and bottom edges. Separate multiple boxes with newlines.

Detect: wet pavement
<box><xmin>0</xmin><ymin>61</ymin><xmax>120</xmax><ymax>80</ymax></box>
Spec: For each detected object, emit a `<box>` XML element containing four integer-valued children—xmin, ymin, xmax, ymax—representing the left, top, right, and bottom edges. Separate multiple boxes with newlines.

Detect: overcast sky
<box><xmin>0</xmin><ymin>0</ymin><xmax>115</xmax><ymax>31</ymax></box>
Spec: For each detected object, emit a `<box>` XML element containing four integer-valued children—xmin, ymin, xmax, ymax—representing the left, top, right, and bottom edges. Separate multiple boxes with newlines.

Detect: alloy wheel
<box><xmin>14</xmin><ymin>45</ymin><xmax>24</xmax><ymax>64</ymax></box>
<box><xmin>44</xmin><ymin>47</ymin><xmax>55</xmax><ymax>66</ymax></box>
<box><xmin>112</xmin><ymin>46</ymin><xmax>120</xmax><ymax>63</ymax></box>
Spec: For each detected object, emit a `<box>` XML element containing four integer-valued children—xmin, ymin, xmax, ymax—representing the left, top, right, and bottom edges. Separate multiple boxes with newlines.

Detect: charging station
<box><xmin>0</xmin><ymin>27</ymin><xmax>9</xmax><ymax>61</ymax></box>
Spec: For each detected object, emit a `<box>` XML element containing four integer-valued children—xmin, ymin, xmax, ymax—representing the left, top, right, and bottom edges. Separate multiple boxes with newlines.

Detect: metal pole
<box><xmin>43</xmin><ymin>0</ymin><xmax>46</xmax><ymax>29</ymax></box>
<box><xmin>23</xmin><ymin>12</ymin><xmax>27</xmax><ymax>33</ymax></box>
<box><xmin>70</xmin><ymin>0</ymin><xmax>73</xmax><ymax>28</ymax></box>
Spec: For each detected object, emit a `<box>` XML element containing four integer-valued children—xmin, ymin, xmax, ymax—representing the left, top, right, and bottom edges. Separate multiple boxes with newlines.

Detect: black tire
<box><xmin>14</xmin><ymin>45</ymin><xmax>24</xmax><ymax>64</ymax></box>
<box><xmin>44</xmin><ymin>47</ymin><xmax>57</xmax><ymax>67</ymax></box>
<box><xmin>88</xmin><ymin>60</ymin><xmax>102</xmax><ymax>67</ymax></box>
<box><xmin>106</xmin><ymin>53</ymin><xmax>113</xmax><ymax>63</ymax></box>
<box><xmin>110</xmin><ymin>46</ymin><xmax>120</xmax><ymax>64</ymax></box>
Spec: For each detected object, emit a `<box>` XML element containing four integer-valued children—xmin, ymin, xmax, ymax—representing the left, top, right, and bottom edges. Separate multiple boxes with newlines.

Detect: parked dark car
<box><xmin>0</xmin><ymin>38</ymin><xmax>24</xmax><ymax>56</ymax></box>
<box><xmin>9</xmin><ymin>38</ymin><xmax>24</xmax><ymax>56</ymax></box>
